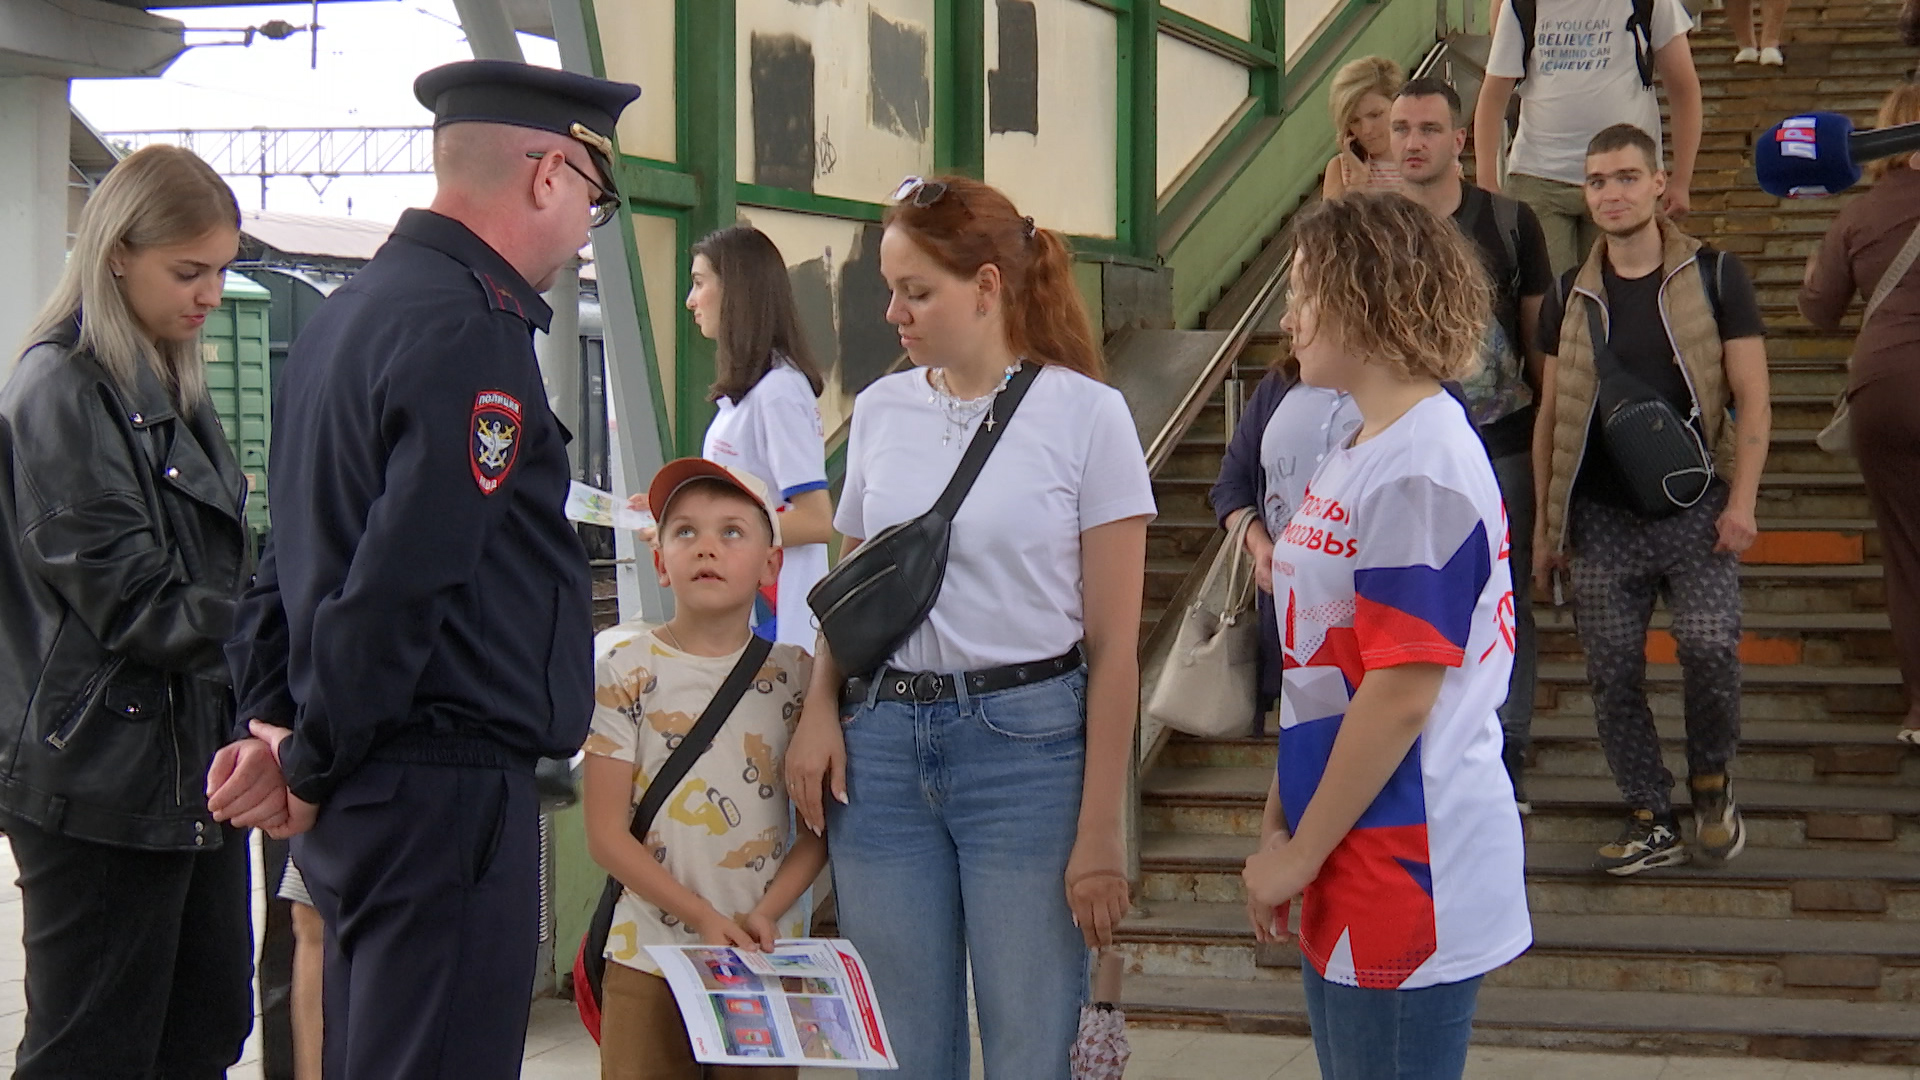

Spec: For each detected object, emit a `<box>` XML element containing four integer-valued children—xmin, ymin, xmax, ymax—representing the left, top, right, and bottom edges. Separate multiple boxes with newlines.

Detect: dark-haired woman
<box><xmin>0</xmin><ymin>145</ymin><xmax>254</xmax><ymax>1077</ymax></box>
<box><xmin>685</xmin><ymin>225</ymin><xmax>832</xmax><ymax>647</ymax></box>
<box><xmin>785</xmin><ymin>177</ymin><xmax>1155</xmax><ymax>1079</ymax></box>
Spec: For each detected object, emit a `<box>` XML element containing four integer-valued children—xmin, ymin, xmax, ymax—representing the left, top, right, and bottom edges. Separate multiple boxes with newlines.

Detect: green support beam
<box><xmin>1119</xmin><ymin>0</ymin><xmax>1159</xmax><ymax>260</ymax></box>
<box><xmin>934</xmin><ymin>0</ymin><xmax>985</xmax><ymax>177</ymax></box>
<box><xmin>676</xmin><ymin>0</ymin><xmax>738</xmax><ymax>456</ymax></box>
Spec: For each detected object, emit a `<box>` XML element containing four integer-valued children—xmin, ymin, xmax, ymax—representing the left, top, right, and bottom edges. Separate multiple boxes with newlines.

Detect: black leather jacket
<box><xmin>0</xmin><ymin>322</ymin><xmax>251</xmax><ymax>851</ymax></box>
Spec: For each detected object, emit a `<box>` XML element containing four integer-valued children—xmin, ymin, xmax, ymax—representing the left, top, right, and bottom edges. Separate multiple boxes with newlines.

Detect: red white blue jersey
<box><xmin>1272</xmin><ymin>391</ymin><xmax>1531</xmax><ymax>990</ymax></box>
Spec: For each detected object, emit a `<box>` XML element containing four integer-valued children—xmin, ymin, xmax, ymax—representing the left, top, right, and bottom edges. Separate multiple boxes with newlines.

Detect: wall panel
<box><xmin>983</xmin><ymin>0</ymin><xmax>1118</xmax><ymax>238</ymax></box>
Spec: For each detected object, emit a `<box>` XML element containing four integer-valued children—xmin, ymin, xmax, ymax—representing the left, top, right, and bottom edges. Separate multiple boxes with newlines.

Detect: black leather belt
<box><xmin>842</xmin><ymin>644</ymin><xmax>1085</xmax><ymax>706</ymax></box>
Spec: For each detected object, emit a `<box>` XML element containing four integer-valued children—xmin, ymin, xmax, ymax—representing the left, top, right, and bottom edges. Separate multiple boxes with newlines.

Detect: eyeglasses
<box><xmin>889</xmin><ymin>175</ymin><xmax>949</xmax><ymax>208</ymax></box>
<box><xmin>527</xmin><ymin>151</ymin><xmax>621</xmax><ymax>228</ymax></box>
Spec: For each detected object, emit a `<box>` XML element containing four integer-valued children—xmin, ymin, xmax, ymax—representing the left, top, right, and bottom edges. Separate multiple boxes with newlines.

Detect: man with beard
<box><xmin>1531</xmin><ymin>123</ymin><xmax>1771</xmax><ymax>876</ymax></box>
<box><xmin>1392</xmin><ymin>77</ymin><xmax>1553</xmax><ymax>814</ymax></box>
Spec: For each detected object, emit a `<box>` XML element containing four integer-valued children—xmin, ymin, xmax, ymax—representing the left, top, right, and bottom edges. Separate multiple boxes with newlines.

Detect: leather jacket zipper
<box><xmin>46</xmin><ymin>657</ymin><xmax>125</xmax><ymax>751</ymax></box>
<box><xmin>167</xmin><ymin>680</ymin><xmax>185</xmax><ymax>806</ymax></box>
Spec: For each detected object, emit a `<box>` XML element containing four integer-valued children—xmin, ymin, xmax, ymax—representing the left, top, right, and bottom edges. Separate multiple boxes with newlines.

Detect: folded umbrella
<box><xmin>1070</xmin><ymin>949</ymin><xmax>1131</xmax><ymax>1079</ymax></box>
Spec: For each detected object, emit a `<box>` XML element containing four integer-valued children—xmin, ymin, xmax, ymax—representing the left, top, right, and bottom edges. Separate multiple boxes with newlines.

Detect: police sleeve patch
<box><xmin>471</xmin><ymin>390</ymin><xmax>523</xmax><ymax>494</ymax></box>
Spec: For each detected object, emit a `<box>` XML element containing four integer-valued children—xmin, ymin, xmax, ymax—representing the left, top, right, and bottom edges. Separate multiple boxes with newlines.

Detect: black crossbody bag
<box><xmin>571</xmin><ymin>633</ymin><xmax>774</xmax><ymax>1043</ymax></box>
<box><xmin>807</xmin><ymin>363</ymin><xmax>1039</xmax><ymax>678</ymax></box>
<box><xmin>1584</xmin><ymin>302</ymin><xmax>1714</xmax><ymax>518</ymax></box>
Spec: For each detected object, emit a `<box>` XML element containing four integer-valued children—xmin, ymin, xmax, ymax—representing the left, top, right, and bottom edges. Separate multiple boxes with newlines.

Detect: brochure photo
<box><xmin>644</xmin><ymin>938</ymin><xmax>898</xmax><ymax>1070</ymax></box>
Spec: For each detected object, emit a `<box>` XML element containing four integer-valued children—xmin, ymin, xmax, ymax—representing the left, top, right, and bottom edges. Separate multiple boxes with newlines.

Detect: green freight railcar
<box><xmin>200</xmin><ymin>272</ymin><xmax>274</xmax><ymax>538</ymax></box>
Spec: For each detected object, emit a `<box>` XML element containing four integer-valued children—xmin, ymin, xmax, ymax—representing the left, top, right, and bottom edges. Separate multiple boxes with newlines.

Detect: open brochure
<box><xmin>644</xmin><ymin>938</ymin><xmax>898</xmax><ymax>1069</ymax></box>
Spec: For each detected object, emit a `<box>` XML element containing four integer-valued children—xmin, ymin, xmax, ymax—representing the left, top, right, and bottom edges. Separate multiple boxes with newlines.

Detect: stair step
<box><xmin>1118</xmin><ymin>976</ymin><xmax>1920</xmax><ymax>1059</ymax></box>
<box><xmin>1144</xmin><ymin>767</ymin><xmax>1920</xmax><ymax>820</ymax></box>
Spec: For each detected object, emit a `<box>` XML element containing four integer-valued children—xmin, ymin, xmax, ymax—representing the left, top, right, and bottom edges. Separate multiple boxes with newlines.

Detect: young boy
<box><xmin>582</xmin><ymin>459</ymin><xmax>823</xmax><ymax>1080</ymax></box>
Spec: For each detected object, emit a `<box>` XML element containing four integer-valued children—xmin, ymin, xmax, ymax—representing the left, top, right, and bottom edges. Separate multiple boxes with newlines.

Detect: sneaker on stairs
<box><xmin>1690</xmin><ymin>774</ymin><xmax>1748</xmax><ymax>868</ymax></box>
<box><xmin>1734</xmin><ymin>46</ymin><xmax>1760</xmax><ymax>62</ymax></box>
<box><xmin>1594</xmin><ymin>809</ymin><xmax>1689</xmax><ymax>876</ymax></box>
<box><xmin>1760</xmin><ymin>46</ymin><xmax>1784</xmax><ymax>66</ymax></box>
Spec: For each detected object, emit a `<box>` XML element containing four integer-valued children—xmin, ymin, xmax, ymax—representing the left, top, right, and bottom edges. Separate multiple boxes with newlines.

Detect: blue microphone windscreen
<box><xmin>1756</xmin><ymin>112</ymin><xmax>1860</xmax><ymax>198</ymax></box>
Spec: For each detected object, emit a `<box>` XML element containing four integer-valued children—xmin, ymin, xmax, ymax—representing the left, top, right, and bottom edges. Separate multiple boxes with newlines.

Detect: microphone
<box><xmin>1756</xmin><ymin>113</ymin><xmax>1920</xmax><ymax>198</ymax></box>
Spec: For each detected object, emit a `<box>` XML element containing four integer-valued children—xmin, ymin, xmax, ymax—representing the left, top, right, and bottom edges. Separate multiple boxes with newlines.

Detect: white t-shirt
<box><xmin>835</xmin><ymin>364</ymin><xmax>1157</xmax><ymax>673</ymax></box>
<box><xmin>1272</xmin><ymin>391</ymin><xmax>1530</xmax><ymax>990</ymax></box>
<box><xmin>583</xmin><ymin>626</ymin><xmax>814</xmax><ymax>975</ymax></box>
<box><xmin>1488</xmin><ymin>0</ymin><xmax>1690</xmax><ymax>187</ymax></box>
<box><xmin>703</xmin><ymin>361</ymin><xmax>829</xmax><ymax>649</ymax></box>
<box><xmin>1258</xmin><ymin>385</ymin><xmax>1363</xmax><ymax>540</ymax></box>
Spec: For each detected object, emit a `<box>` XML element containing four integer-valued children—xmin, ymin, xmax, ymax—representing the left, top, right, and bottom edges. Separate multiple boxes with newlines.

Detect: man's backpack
<box><xmin>1513</xmin><ymin>0</ymin><xmax>1659</xmax><ymax>89</ymax></box>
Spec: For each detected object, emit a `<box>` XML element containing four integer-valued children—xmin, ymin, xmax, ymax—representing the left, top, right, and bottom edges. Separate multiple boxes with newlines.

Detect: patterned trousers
<box><xmin>1568</xmin><ymin>484</ymin><xmax>1743</xmax><ymax>817</ymax></box>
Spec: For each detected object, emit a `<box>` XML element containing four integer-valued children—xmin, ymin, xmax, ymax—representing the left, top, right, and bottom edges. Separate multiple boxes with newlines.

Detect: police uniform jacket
<box><xmin>228</xmin><ymin>209</ymin><xmax>594</xmax><ymax>805</ymax></box>
<box><xmin>0</xmin><ymin>320</ymin><xmax>251</xmax><ymax>850</ymax></box>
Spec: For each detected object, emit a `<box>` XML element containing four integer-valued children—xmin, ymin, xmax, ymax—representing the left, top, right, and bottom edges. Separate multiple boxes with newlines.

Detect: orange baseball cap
<box><xmin>647</xmin><ymin>458</ymin><xmax>781</xmax><ymax>547</ymax></box>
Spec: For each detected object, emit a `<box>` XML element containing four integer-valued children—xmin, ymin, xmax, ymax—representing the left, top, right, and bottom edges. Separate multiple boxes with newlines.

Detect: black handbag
<box><xmin>807</xmin><ymin>362</ymin><xmax>1039</xmax><ymax>678</ymax></box>
<box><xmin>1585</xmin><ymin>303</ymin><xmax>1714</xmax><ymax>518</ymax></box>
<box><xmin>571</xmin><ymin>633</ymin><xmax>774</xmax><ymax>1043</ymax></box>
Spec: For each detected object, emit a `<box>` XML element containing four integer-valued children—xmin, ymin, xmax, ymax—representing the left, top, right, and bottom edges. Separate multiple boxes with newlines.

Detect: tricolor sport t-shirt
<box><xmin>1272</xmin><ymin>391</ymin><xmax>1531</xmax><ymax>990</ymax></box>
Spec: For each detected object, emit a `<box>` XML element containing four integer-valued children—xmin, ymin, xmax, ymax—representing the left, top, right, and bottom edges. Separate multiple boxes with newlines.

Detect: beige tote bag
<box><xmin>1818</xmin><ymin>222</ymin><xmax>1920</xmax><ymax>454</ymax></box>
<box><xmin>1146</xmin><ymin>512</ymin><xmax>1260</xmax><ymax>738</ymax></box>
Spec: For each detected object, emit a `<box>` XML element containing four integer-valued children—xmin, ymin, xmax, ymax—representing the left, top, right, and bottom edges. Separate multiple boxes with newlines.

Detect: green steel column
<box><xmin>1118</xmin><ymin>0</ymin><xmax>1158</xmax><ymax>258</ymax></box>
<box><xmin>1255</xmin><ymin>0</ymin><xmax>1287</xmax><ymax>111</ymax></box>
<box><xmin>934</xmin><ymin>0</ymin><xmax>986</xmax><ymax>177</ymax></box>
<box><xmin>677</xmin><ymin>0</ymin><xmax>737</xmax><ymax>454</ymax></box>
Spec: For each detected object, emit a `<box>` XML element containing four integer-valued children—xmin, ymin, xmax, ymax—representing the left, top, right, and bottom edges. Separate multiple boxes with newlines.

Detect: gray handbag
<box><xmin>1819</xmin><ymin>221</ymin><xmax>1920</xmax><ymax>454</ymax></box>
<box><xmin>1145</xmin><ymin>512</ymin><xmax>1260</xmax><ymax>738</ymax></box>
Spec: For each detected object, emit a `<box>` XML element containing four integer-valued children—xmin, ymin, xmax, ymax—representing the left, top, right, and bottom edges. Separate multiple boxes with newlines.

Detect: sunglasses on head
<box><xmin>527</xmin><ymin>151</ymin><xmax>621</xmax><ymax>228</ymax></box>
<box><xmin>889</xmin><ymin>175</ymin><xmax>949</xmax><ymax>208</ymax></box>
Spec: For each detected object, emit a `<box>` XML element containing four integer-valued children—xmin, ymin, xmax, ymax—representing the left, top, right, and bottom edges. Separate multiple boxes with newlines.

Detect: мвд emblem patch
<box><xmin>471</xmin><ymin>390</ymin><xmax>522</xmax><ymax>494</ymax></box>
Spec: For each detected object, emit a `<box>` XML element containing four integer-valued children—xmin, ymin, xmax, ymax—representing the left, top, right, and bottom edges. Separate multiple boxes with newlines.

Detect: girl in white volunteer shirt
<box><xmin>785</xmin><ymin>175</ymin><xmax>1155</xmax><ymax>1080</ymax></box>
<box><xmin>682</xmin><ymin>225</ymin><xmax>832</xmax><ymax>648</ymax></box>
<box><xmin>1242</xmin><ymin>192</ymin><xmax>1530</xmax><ymax>1080</ymax></box>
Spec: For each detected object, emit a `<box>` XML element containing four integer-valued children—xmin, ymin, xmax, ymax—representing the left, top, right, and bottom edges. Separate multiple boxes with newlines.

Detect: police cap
<box><xmin>414</xmin><ymin>59</ymin><xmax>640</xmax><ymax>194</ymax></box>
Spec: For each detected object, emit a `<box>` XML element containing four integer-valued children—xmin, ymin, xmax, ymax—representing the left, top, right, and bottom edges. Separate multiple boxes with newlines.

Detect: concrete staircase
<box><xmin>1121</xmin><ymin>1</ymin><xmax>1920</xmax><ymax>1063</ymax></box>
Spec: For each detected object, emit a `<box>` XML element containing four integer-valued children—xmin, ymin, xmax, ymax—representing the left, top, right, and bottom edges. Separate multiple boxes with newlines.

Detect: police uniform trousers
<box><xmin>293</xmin><ymin>759</ymin><xmax>540</xmax><ymax>1080</ymax></box>
<box><xmin>5</xmin><ymin>814</ymin><xmax>253</xmax><ymax>1079</ymax></box>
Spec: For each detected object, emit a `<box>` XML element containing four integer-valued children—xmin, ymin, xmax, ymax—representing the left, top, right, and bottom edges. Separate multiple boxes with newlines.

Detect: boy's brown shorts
<box><xmin>599</xmin><ymin>962</ymin><xmax>799</xmax><ymax>1080</ymax></box>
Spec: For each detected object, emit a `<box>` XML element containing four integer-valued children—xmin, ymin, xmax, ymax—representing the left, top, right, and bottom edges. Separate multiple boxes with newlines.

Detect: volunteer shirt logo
<box><xmin>471</xmin><ymin>390</ymin><xmax>523</xmax><ymax>494</ymax></box>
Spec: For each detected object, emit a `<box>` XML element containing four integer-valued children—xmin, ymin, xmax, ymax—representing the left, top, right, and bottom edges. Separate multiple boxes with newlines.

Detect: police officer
<box><xmin>204</xmin><ymin>60</ymin><xmax>639</xmax><ymax>1078</ymax></box>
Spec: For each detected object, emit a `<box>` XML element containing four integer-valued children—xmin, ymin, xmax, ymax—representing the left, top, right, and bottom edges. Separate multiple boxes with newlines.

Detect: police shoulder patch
<box><xmin>471</xmin><ymin>389</ymin><xmax>523</xmax><ymax>494</ymax></box>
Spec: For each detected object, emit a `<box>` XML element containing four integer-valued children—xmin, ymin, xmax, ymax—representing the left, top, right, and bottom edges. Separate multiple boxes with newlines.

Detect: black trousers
<box><xmin>5</xmin><ymin>814</ymin><xmax>253</xmax><ymax>1080</ymax></box>
<box><xmin>293</xmin><ymin>760</ymin><xmax>538</xmax><ymax>1080</ymax></box>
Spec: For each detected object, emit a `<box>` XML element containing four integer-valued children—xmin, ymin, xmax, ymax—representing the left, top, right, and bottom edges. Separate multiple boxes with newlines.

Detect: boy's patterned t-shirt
<box><xmin>1273</xmin><ymin>391</ymin><xmax>1532</xmax><ymax>990</ymax></box>
<box><xmin>584</xmin><ymin>625</ymin><xmax>813</xmax><ymax>974</ymax></box>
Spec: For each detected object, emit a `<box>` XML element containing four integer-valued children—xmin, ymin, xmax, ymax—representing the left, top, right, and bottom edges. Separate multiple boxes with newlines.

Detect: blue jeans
<box><xmin>1302</xmin><ymin>967</ymin><xmax>1482</xmax><ymax>1080</ymax></box>
<box><xmin>826</xmin><ymin>668</ymin><xmax>1090</xmax><ymax>1080</ymax></box>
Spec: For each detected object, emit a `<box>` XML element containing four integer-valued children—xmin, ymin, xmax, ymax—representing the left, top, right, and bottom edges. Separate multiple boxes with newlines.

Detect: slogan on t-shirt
<box><xmin>1534</xmin><ymin>19</ymin><xmax>1616</xmax><ymax>75</ymax></box>
<box><xmin>1278</xmin><ymin>491</ymin><xmax>1360</xmax><ymax>559</ymax></box>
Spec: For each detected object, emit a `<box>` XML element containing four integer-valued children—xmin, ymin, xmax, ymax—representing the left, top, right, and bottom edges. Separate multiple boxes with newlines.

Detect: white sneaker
<box><xmin>1734</xmin><ymin>46</ymin><xmax>1760</xmax><ymax>62</ymax></box>
<box><xmin>1760</xmin><ymin>46</ymin><xmax>1784</xmax><ymax>65</ymax></box>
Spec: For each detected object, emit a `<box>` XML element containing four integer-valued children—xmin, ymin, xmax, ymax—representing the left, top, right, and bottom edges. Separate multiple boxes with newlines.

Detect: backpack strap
<box><xmin>1629</xmin><ymin>0</ymin><xmax>1658</xmax><ymax>88</ymax></box>
<box><xmin>1515</xmin><ymin>0</ymin><xmax>1537</xmax><ymax>84</ymax></box>
<box><xmin>1695</xmin><ymin>246</ymin><xmax>1724</xmax><ymax>327</ymax></box>
<box><xmin>1492</xmin><ymin>193</ymin><xmax>1523</xmax><ymax>294</ymax></box>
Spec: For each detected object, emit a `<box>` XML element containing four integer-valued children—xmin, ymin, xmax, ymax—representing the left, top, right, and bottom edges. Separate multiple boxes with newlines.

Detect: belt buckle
<box><xmin>909</xmin><ymin>672</ymin><xmax>943</xmax><ymax>702</ymax></box>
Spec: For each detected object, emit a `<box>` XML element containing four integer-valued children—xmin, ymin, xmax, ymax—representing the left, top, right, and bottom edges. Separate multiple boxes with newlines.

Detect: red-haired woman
<box><xmin>785</xmin><ymin>177</ymin><xmax>1155</xmax><ymax>1079</ymax></box>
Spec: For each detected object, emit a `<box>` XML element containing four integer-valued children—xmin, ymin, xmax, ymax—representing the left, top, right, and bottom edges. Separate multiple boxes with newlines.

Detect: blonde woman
<box><xmin>0</xmin><ymin>145</ymin><xmax>253</xmax><ymax>1077</ymax></box>
<box><xmin>1322</xmin><ymin>56</ymin><xmax>1405</xmax><ymax>200</ymax></box>
<box><xmin>1242</xmin><ymin>192</ymin><xmax>1529</xmax><ymax>1079</ymax></box>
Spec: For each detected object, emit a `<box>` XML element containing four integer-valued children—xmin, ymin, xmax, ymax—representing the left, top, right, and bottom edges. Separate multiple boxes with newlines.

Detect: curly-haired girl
<box><xmin>1242</xmin><ymin>190</ymin><xmax>1529</xmax><ymax>1079</ymax></box>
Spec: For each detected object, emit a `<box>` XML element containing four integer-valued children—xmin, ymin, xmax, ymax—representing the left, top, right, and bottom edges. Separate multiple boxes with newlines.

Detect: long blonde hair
<box><xmin>23</xmin><ymin>145</ymin><xmax>240</xmax><ymax>415</ymax></box>
<box><xmin>1328</xmin><ymin>56</ymin><xmax>1404</xmax><ymax>160</ymax></box>
<box><xmin>1868</xmin><ymin>81</ymin><xmax>1920</xmax><ymax>181</ymax></box>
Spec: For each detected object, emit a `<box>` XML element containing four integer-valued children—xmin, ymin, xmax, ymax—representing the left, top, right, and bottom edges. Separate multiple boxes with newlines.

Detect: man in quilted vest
<box><xmin>1530</xmin><ymin>124</ymin><xmax>1773</xmax><ymax>875</ymax></box>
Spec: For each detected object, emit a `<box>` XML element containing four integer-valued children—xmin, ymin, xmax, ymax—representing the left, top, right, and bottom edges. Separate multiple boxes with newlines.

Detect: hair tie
<box><xmin>1022</xmin><ymin>216</ymin><xmax>1037</xmax><ymax>240</ymax></box>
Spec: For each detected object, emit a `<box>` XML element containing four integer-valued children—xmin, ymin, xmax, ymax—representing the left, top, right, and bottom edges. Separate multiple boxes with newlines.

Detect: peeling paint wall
<box><xmin>596</xmin><ymin>0</ymin><xmax>676</xmax><ymax>161</ymax></box>
<box><xmin>735</xmin><ymin>207</ymin><xmax>900</xmax><ymax>438</ymax></box>
<box><xmin>1156</xmin><ymin>33</ymin><xmax>1252</xmax><ymax>196</ymax></box>
<box><xmin>736</xmin><ymin>0</ymin><xmax>937</xmax><ymax>204</ymax></box>
<box><xmin>983</xmin><ymin>0</ymin><xmax>1117</xmax><ymax>238</ymax></box>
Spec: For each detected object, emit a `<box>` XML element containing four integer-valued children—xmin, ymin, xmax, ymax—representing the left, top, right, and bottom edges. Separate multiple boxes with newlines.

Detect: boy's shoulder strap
<box><xmin>628</xmin><ymin>634</ymin><xmax>775</xmax><ymax>843</ymax></box>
